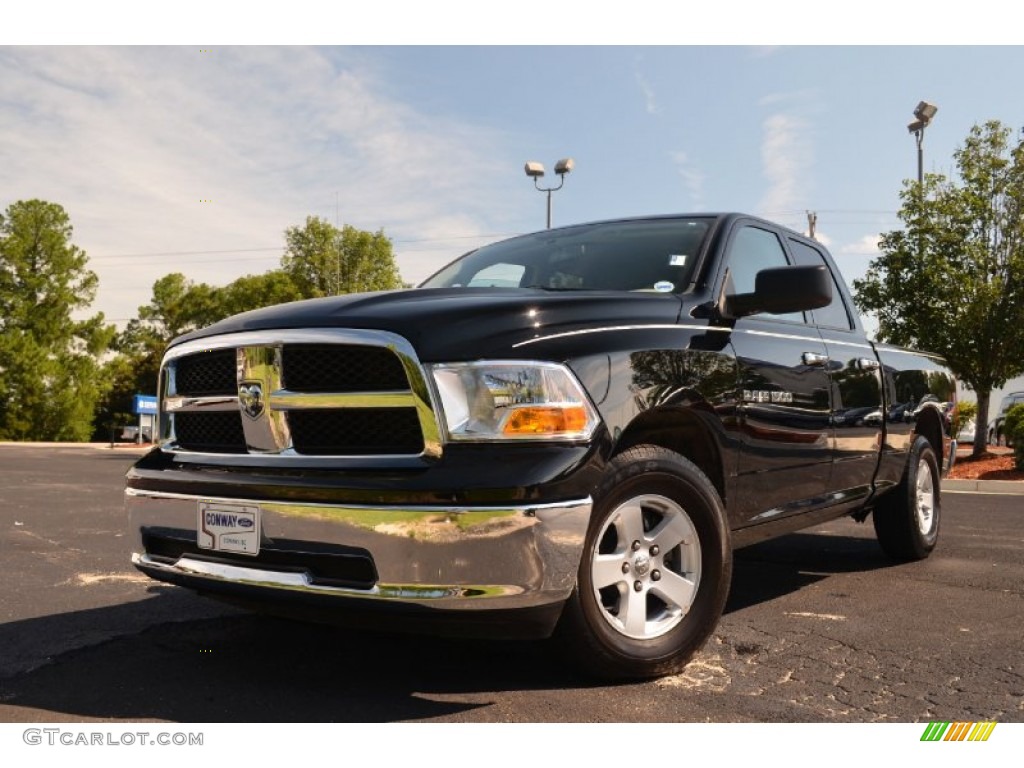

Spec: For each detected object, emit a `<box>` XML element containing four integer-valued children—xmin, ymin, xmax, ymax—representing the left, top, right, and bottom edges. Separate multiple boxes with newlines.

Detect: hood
<box><xmin>171</xmin><ymin>288</ymin><xmax>685</xmax><ymax>361</ymax></box>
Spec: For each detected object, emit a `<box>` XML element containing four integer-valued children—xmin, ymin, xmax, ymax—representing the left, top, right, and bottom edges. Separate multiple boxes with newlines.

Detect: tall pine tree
<box><xmin>0</xmin><ymin>200</ymin><xmax>113</xmax><ymax>440</ymax></box>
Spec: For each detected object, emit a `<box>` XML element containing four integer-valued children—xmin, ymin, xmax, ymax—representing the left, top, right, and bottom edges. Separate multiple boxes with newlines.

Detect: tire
<box><xmin>557</xmin><ymin>445</ymin><xmax>732</xmax><ymax>680</ymax></box>
<box><xmin>872</xmin><ymin>435</ymin><xmax>941</xmax><ymax>561</ymax></box>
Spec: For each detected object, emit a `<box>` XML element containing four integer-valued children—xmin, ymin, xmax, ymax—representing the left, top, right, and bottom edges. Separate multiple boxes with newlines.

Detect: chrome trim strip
<box><xmin>164</xmin><ymin>328</ymin><xmax>422</xmax><ymax>360</ymax></box>
<box><xmin>739</xmin><ymin>328</ymin><xmax>828</xmax><ymax>343</ymax></box>
<box><xmin>872</xmin><ymin>343</ymin><xmax>947</xmax><ymax>362</ymax></box>
<box><xmin>126</xmin><ymin>486</ymin><xmax>594</xmax><ymax>515</ymax></box>
<box><xmin>164</xmin><ymin>396</ymin><xmax>238</xmax><ymax>413</ymax></box>
<box><xmin>512</xmin><ymin>322</ymin><xmax>881</xmax><ymax>350</ymax></box>
<box><xmin>269</xmin><ymin>390</ymin><xmax>418</xmax><ymax>410</ymax></box>
<box><xmin>819</xmin><ymin>337</ymin><xmax>875</xmax><ymax>351</ymax></box>
<box><xmin>133</xmin><ymin>554</ymin><xmax>516</xmax><ymax>601</ymax></box>
<box><xmin>512</xmin><ymin>323</ymin><xmax>730</xmax><ymax>348</ymax></box>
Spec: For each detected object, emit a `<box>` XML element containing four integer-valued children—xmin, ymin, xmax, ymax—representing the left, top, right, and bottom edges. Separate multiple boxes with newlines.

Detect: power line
<box><xmin>87</xmin><ymin>232</ymin><xmax>519</xmax><ymax>265</ymax></box>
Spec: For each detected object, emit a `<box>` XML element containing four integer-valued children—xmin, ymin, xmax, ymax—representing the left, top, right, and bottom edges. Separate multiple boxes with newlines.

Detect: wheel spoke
<box><xmin>619</xmin><ymin>587</ymin><xmax>648</xmax><ymax>637</ymax></box>
<box><xmin>592</xmin><ymin>554</ymin><xmax>627</xmax><ymax>590</ymax></box>
<box><xmin>614</xmin><ymin>502</ymin><xmax>646</xmax><ymax>546</ymax></box>
<box><xmin>651</xmin><ymin>570</ymin><xmax>698</xmax><ymax>612</ymax></box>
<box><xmin>649</xmin><ymin>507</ymin><xmax>694</xmax><ymax>552</ymax></box>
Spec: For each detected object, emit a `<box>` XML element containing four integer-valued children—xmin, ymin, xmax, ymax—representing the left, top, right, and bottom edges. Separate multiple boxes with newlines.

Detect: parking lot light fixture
<box><xmin>907</xmin><ymin>101</ymin><xmax>938</xmax><ymax>187</ymax></box>
<box><xmin>525</xmin><ymin>157</ymin><xmax>574</xmax><ymax>228</ymax></box>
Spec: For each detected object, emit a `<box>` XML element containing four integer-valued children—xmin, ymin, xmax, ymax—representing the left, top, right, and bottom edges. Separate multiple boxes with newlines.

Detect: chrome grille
<box><xmin>159</xmin><ymin>329</ymin><xmax>441</xmax><ymax>464</ymax></box>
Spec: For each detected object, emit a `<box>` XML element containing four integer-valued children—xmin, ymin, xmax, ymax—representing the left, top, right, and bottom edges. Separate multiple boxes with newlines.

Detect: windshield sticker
<box><xmin>669</xmin><ymin>254</ymin><xmax>687</xmax><ymax>266</ymax></box>
<box><xmin>653</xmin><ymin>281</ymin><xmax>675</xmax><ymax>293</ymax></box>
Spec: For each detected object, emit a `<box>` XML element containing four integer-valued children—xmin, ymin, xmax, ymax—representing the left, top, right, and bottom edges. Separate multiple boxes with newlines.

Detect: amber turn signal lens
<box><xmin>502</xmin><ymin>405</ymin><xmax>589</xmax><ymax>435</ymax></box>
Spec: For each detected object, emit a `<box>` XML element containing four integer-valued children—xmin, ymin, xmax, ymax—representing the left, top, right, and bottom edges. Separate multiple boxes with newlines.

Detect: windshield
<box><xmin>420</xmin><ymin>217</ymin><xmax>712</xmax><ymax>293</ymax></box>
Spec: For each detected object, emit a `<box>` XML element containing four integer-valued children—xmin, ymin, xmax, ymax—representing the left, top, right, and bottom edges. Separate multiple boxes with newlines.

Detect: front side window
<box><xmin>725</xmin><ymin>225</ymin><xmax>803</xmax><ymax>323</ymax></box>
<box><xmin>420</xmin><ymin>218</ymin><xmax>712</xmax><ymax>293</ymax></box>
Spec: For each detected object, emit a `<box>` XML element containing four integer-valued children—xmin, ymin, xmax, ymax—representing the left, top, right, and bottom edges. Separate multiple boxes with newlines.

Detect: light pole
<box><xmin>907</xmin><ymin>101</ymin><xmax>938</xmax><ymax>187</ymax></box>
<box><xmin>524</xmin><ymin>157</ymin><xmax>574</xmax><ymax>228</ymax></box>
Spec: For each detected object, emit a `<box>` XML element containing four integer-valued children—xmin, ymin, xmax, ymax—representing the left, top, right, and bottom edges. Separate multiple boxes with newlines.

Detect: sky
<box><xmin>3</xmin><ymin>10</ymin><xmax>1024</xmax><ymax>408</ymax></box>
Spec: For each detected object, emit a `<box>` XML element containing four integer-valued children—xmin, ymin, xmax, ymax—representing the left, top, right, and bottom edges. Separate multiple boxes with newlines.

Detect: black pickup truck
<box><xmin>126</xmin><ymin>213</ymin><xmax>956</xmax><ymax>679</ymax></box>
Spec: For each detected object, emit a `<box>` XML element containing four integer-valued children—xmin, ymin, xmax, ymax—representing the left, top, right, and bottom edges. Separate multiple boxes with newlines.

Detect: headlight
<box><xmin>429</xmin><ymin>361</ymin><xmax>601</xmax><ymax>441</ymax></box>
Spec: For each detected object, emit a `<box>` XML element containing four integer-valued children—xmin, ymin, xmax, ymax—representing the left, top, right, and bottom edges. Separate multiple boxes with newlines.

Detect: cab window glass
<box><xmin>788</xmin><ymin>239</ymin><xmax>853</xmax><ymax>330</ymax></box>
<box><xmin>727</xmin><ymin>226</ymin><xmax>803</xmax><ymax>323</ymax></box>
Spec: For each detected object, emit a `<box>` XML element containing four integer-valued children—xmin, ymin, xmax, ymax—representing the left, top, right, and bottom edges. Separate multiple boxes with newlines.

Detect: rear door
<box><xmin>787</xmin><ymin>237</ymin><xmax>883</xmax><ymax>504</ymax></box>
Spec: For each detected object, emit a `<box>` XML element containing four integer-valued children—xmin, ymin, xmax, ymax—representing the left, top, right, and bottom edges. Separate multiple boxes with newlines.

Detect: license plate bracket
<box><xmin>197</xmin><ymin>501</ymin><xmax>260</xmax><ymax>556</ymax></box>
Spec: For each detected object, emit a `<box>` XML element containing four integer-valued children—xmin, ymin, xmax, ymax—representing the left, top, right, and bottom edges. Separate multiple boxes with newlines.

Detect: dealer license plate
<box><xmin>197</xmin><ymin>501</ymin><xmax>260</xmax><ymax>556</ymax></box>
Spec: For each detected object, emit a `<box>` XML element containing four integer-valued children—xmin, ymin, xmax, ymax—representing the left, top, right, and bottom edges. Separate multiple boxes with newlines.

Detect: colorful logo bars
<box><xmin>921</xmin><ymin>722</ymin><xmax>997</xmax><ymax>742</ymax></box>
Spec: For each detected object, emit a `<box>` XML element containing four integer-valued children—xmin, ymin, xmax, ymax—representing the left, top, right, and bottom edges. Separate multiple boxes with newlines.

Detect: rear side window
<box><xmin>788</xmin><ymin>239</ymin><xmax>853</xmax><ymax>330</ymax></box>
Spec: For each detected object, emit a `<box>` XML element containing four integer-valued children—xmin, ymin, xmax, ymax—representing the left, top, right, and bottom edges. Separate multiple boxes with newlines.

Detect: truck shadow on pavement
<box><xmin>0</xmin><ymin>532</ymin><xmax>895</xmax><ymax>722</ymax></box>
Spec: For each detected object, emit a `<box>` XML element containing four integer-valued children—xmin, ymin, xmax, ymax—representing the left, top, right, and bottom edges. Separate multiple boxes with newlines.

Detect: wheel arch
<box><xmin>612</xmin><ymin>406</ymin><xmax>727</xmax><ymax>506</ymax></box>
<box><xmin>914</xmin><ymin>404</ymin><xmax>946</xmax><ymax>470</ymax></box>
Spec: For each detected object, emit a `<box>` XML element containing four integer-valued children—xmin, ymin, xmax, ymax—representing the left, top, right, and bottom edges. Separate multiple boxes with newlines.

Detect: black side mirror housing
<box><xmin>725</xmin><ymin>264</ymin><xmax>832</xmax><ymax>319</ymax></box>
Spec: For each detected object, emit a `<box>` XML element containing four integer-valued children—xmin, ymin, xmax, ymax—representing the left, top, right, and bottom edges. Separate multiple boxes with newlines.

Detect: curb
<box><xmin>0</xmin><ymin>442</ymin><xmax>153</xmax><ymax>453</ymax></box>
<box><xmin>944</xmin><ymin>478</ymin><xmax>1024</xmax><ymax>495</ymax></box>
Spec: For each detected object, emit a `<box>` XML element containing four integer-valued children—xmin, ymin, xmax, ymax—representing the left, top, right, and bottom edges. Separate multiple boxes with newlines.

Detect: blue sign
<box><xmin>133</xmin><ymin>395</ymin><xmax>158</xmax><ymax>415</ymax></box>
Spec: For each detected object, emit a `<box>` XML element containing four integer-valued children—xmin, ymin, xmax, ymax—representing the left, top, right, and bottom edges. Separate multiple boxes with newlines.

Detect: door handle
<box><xmin>802</xmin><ymin>352</ymin><xmax>830</xmax><ymax>366</ymax></box>
<box><xmin>857</xmin><ymin>357</ymin><xmax>881</xmax><ymax>371</ymax></box>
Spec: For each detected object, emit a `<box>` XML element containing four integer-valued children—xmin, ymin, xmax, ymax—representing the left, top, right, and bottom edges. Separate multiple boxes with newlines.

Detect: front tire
<box><xmin>872</xmin><ymin>435</ymin><xmax>941</xmax><ymax>561</ymax></box>
<box><xmin>557</xmin><ymin>445</ymin><xmax>731</xmax><ymax>680</ymax></box>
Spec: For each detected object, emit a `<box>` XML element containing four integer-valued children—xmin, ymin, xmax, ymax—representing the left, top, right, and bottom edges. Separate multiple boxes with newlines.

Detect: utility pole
<box><xmin>806</xmin><ymin>210</ymin><xmax>818</xmax><ymax>240</ymax></box>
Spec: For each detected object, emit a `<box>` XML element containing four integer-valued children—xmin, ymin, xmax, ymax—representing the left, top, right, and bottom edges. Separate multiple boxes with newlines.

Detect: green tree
<box><xmin>218</xmin><ymin>269</ymin><xmax>303</xmax><ymax>317</ymax></box>
<box><xmin>953</xmin><ymin>400</ymin><xmax>978</xmax><ymax>439</ymax></box>
<box><xmin>0</xmin><ymin>200</ymin><xmax>114</xmax><ymax>441</ymax></box>
<box><xmin>282</xmin><ymin>216</ymin><xmax>403</xmax><ymax>297</ymax></box>
<box><xmin>854</xmin><ymin>121</ymin><xmax>1024</xmax><ymax>458</ymax></box>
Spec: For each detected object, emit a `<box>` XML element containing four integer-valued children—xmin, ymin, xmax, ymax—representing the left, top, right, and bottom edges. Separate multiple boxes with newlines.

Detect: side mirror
<box><xmin>726</xmin><ymin>264</ymin><xmax>832</xmax><ymax>318</ymax></box>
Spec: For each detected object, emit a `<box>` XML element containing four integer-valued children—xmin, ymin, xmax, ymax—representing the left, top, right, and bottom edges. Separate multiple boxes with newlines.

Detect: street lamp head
<box><xmin>524</xmin><ymin>161</ymin><xmax>546</xmax><ymax>178</ymax></box>
<box><xmin>554</xmin><ymin>157</ymin><xmax>575</xmax><ymax>176</ymax></box>
<box><xmin>908</xmin><ymin>119</ymin><xmax>926</xmax><ymax>134</ymax></box>
<box><xmin>913</xmin><ymin>101</ymin><xmax>938</xmax><ymax>124</ymax></box>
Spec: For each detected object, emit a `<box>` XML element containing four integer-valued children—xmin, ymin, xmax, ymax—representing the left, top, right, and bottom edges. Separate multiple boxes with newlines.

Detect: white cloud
<box><xmin>757</xmin><ymin>111</ymin><xmax>811</xmax><ymax>216</ymax></box>
<box><xmin>757</xmin><ymin>88</ymin><xmax>816</xmax><ymax>107</ymax></box>
<box><xmin>634</xmin><ymin>70</ymin><xmax>659</xmax><ymax>115</ymax></box>
<box><xmin>812</xmin><ymin>230</ymin><xmax>833</xmax><ymax>247</ymax></box>
<box><xmin>670</xmin><ymin>151</ymin><xmax>705</xmax><ymax>209</ymax></box>
<box><xmin>839</xmin><ymin>234</ymin><xmax>883</xmax><ymax>255</ymax></box>
<box><xmin>0</xmin><ymin>47</ymin><xmax>509</xmax><ymax>322</ymax></box>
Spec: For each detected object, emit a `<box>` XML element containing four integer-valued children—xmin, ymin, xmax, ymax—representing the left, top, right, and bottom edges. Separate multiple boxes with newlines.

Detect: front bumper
<box><xmin>128</xmin><ymin>488</ymin><xmax>592</xmax><ymax>638</ymax></box>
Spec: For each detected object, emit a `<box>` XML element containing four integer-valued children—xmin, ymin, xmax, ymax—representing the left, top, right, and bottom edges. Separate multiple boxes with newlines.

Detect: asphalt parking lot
<box><xmin>1</xmin><ymin>444</ymin><xmax>1021</xmax><ymax>723</ymax></box>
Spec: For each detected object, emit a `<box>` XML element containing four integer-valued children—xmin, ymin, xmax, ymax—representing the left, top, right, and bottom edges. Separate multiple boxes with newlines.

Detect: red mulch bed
<box><xmin>949</xmin><ymin>450</ymin><xmax>1024</xmax><ymax>481</ymax></box>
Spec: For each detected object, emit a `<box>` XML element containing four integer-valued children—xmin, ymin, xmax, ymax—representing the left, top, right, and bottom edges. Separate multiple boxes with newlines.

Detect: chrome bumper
<box><xmin>127</xmin><ymin>488</ymin><xmax>592</xmax><ymax>612</ymax></box>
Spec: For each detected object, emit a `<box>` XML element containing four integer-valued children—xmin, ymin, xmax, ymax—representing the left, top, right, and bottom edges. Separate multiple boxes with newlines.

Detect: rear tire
<box><xmin>872</xmin><ymin>435</ymin><xmax>941</xmax><ymax>561</ymax></box>
<box><xmin>557</xmin><ymin>445</ymin><xmax>731</xmax><ymax>680</ymax></box>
